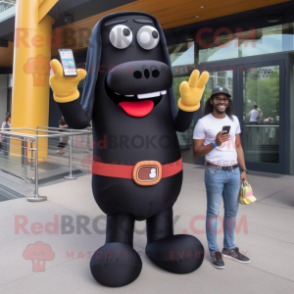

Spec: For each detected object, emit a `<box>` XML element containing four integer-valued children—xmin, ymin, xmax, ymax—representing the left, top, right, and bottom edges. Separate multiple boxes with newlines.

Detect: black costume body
<box><xmin>57</xmin><ymin>12</ymin><xmax>204</xmax><ymax>287</ymax></box>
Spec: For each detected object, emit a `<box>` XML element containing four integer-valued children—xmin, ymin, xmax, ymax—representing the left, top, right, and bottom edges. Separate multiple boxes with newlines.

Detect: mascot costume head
<box><xmin>50</xmin><ymin>11</ymin><xmax>209</xmax><ymax>287</ymax></box>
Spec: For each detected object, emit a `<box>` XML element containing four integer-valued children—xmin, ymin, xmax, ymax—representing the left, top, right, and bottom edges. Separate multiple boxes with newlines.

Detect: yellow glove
<box><xmin>50</xmin><ymin>59</ymin><xmax>87</xmax><ymax>103</ymax></box>
<box><xmin>178</xmin><ymin>70</ymin><xmax>210</xmax><ymax>112</ymax></box>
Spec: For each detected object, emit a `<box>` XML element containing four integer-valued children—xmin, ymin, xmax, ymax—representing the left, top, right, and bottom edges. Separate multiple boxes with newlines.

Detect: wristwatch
<box><xmin>241</xmin><ymin>169</ymin><xmax>248</xmax><ymax>174</ymax></box>
<box><xmin>212</xmin><ymin>142</ymin><xmax>217</xmax><ymax>148</ymax></box>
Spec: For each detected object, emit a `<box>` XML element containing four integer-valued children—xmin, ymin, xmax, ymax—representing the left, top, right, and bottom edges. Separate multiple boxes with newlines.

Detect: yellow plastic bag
<box><xmin>239</xmin><ymin>180</ymin><xmax>257</xmax><ymax>205</ymax></box>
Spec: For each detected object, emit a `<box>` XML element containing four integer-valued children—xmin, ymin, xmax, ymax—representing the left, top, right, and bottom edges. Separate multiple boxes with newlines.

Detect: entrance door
<box><xmin>240</xmin><ymin>60</ymin><xmax>285</xmax><ymax>173</ymax></box>
<box><xmin>200</xmin><ymin>54</ymin><xmax>287</xmax><ymax>173</ymax></box>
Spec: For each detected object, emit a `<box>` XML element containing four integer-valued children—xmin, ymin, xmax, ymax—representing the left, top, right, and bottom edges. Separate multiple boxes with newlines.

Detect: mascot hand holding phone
<box><xmin>50</xmin><ymin>12</ymin><xmax>209</xmax><ymax>288</ymax></box>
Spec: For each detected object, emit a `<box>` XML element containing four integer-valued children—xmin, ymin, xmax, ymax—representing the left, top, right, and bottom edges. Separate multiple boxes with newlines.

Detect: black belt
<box><xmin>206</xmin><ymin>162</ymin><xmax>239</xmax><ymax>171</ymax></box>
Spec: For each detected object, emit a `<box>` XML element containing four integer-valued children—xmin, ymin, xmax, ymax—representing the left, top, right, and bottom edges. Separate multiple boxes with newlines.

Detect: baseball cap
<box><xmin>209</xmin><ymin>86</ymin><xmax>231</xmax><ymax>99</ymax></box>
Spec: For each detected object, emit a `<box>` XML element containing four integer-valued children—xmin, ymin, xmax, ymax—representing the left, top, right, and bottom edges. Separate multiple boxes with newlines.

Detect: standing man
<box><xmin>249</xmin><ymin>104</ymin><xmax>261</xmax><ymax>144</ymax></box>
<box><xmin>193</xmin><ymin>86</ymin><xmax>250</xmax><ymax>269</ymax></box>
<box><xmin>249</xmin><ymin>104</ymin><xmax>261</xmax><ymax>123</ymax></box>
<box><xmin>1</xmin><ymin>113</ymin><xmax>11</xmax><ymax>156</ymax></box>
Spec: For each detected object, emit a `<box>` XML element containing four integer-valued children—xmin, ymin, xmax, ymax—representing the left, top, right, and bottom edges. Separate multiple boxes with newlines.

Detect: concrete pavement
<box><xmin>0</xmin><ymin>164</ymin><xmax>293</xmax><ymax>293</ymax></box>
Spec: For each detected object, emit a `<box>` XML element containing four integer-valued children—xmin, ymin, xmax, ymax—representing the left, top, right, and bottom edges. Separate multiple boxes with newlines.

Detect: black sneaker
<box><xmin>210</xmin><ymin>251</ymin><xmax>225</xmax><ymax>269</ymax></box>
<box><xmin>222</xmin><ymin>247</ymin><xmax>250</xmax><ymax>263</ymax></box>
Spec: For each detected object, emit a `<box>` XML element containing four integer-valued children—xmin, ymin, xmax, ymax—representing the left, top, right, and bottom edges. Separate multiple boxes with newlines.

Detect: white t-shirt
<box><xmin>250</xmin><ymin>109</ymin><xmax>259</xmax><ymax>122</ymax></box>
<box><xmin>193</xmin><ymin>113</ymin><xmax>241</xmax><ymax>166</ymax></box>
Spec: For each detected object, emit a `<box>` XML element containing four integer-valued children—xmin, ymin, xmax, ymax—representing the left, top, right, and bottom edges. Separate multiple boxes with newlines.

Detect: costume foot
<box><xmin>90</xmin><ymin>243</ymin><xmax>142</xmax><ymax>287</ymax></box>
<box><xmin>146</xmin><ymin>235</ymin><xmax>204</xmax><ymax>274</ymax></box>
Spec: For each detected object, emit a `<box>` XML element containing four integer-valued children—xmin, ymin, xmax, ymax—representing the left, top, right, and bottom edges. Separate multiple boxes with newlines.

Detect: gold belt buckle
<box><xmin>133</xmin><ymin>161</ymin><xmax>162</xmax><ymax>186</ymax></box>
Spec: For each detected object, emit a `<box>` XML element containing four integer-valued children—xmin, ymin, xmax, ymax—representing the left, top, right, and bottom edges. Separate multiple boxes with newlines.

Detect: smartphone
<box><xmin>222</xmin><ymin>125</ymin><xmax>231</xmax><ymax>134</ymax></box>
<box><xmin>58</xmin><ymin>49</ymin><xmax>78</xmax><ymax>77</ymax></box>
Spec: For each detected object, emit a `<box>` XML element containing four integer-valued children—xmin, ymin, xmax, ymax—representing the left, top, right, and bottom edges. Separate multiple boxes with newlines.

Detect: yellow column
<box><xmin>11</xmin><ymin>0</ymin><xmax>58</xmax><ymax>158</ymax></box>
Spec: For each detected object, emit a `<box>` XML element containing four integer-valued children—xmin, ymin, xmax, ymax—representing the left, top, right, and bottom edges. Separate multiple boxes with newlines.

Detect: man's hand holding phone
<box><xmin>50</xmin><ymin>59</ymin><xmax>87</xmax><ymax>103</ymax></box>
<box><xmin>215</xmin><ymin>131</ymin><xmax>230</xmax><ymax>146</ymax></box>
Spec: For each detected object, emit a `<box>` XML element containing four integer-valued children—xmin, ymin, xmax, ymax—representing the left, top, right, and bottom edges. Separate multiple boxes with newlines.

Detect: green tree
<box><xmin>245</xmin><ymin>67</ymin><xmax>279</xmax><ymax>122</ymax></box>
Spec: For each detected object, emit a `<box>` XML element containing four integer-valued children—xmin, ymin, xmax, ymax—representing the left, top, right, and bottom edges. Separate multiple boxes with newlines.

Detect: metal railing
<box><xmin>0</xmin><ymin>127</ymin><xmax>92</xmax><ymax>202</ymax></box>
<box><xmin>0</xmin><ymin>0</ymin><xmax>16</xmax><ymax>13</ymax></box>
<box><xmin>245</xmin><ymin>124</ymin><xmax>279</xmax><ymax>146</ymax></box>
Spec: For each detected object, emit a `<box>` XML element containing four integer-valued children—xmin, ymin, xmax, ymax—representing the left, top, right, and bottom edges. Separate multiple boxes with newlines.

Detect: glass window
<box><xmin>198</xmin><ymin>23</ymin><xmax>294</xmax><ymax>63</ymax></box>
<box><xmin>199</xmin><ymin>35</ymin><xmax>238</xmax><ymax>63</ymax></box>
<box><xmin>198</xmin><ymin>30</ymin><xmax>238</xmax><ymax>63</ymax></box>
<box><xmin>240</xmin><ymin>25</ymin><xmax>283</xmax><ymax>57</ymax></box>
<box><xmin>243</xmin><ymin>65</ymin><xmax>280</xmax><ymax>164</ymax></box>
<box><xmin>169</xmin><ymin>42</ymin><xmax>196</xmax><ymax>76</ymax></box>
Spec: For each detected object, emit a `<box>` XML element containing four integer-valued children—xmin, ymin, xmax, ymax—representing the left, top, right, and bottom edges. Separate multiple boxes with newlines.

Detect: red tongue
<box><xmin>118</xmin><ymin>100</ymin><xmax>154</xmax><ymax>117</ymax></box>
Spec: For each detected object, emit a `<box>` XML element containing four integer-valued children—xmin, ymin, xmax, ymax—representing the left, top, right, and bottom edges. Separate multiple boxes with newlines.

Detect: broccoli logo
<box><xmin>23</xmin><ymin>241</ymin><xmax>55</xmax><ymax>272</ymax></box>
<box><xmin>24</xmin><ymin>55</ymin><xmax>51</xmax><ymax>86</ymax></box>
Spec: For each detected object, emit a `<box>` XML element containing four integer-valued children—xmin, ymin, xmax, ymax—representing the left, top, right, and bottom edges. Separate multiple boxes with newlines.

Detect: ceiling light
<box><xmin>185</xmin><ymin>32</ymin><xmax>194</xmax><ymax>41</ymax></box>
<box><xmin>64</xmin><ymin>14</ymin><xmax>74</xmax><ymax>24</ymax></box>
<box><xmin>200</xmin><ymin>6</ymin><xmax>205</xmax><ymax>8</ymax></box>
<box><xmin>266</xmin><ymin>14</ymin><xmax>282</xmax><ymax>23</ymax></box>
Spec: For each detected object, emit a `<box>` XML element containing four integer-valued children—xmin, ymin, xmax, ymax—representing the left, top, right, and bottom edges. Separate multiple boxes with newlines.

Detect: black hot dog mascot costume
<box><xmin>50</xmin><ymin>12</ymin><xmax>209</xmax><ymax>287</ymax></box>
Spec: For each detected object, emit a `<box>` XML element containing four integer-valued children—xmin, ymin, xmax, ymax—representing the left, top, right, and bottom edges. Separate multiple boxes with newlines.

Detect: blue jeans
<box><xmin>2</xmin><ymin>137</ymin><xmax>9</xmax><ymax>155</ymax></box>
<box><xmin>204</xmin><ymin>166</ymin><xmax>241</xmax><ymax>254</ymax></box>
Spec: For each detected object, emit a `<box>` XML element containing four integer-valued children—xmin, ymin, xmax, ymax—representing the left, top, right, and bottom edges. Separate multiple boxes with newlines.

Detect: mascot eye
<box><xmin>109</xmin><ymin>25</ymin><xmax>133</xmax><ymax>49</ymax></box>
<box><xmin>137</xmin><ymin>26</ymin><xmax>160</xmax><ymax>50</ymax></box>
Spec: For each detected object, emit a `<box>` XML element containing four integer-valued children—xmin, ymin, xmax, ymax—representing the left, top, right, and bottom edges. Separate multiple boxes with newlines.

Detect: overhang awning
<box><xmin>0</xmin><ymin>0</ymin><xmax>137</xmax><ymax>41</ymax></box>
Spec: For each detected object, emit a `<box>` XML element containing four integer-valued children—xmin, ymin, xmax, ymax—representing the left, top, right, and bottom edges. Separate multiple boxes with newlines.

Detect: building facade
<box><xmin>1</xmin><ymin>0</ymin><xmax>294</xmax><ymax>174</ymax></box>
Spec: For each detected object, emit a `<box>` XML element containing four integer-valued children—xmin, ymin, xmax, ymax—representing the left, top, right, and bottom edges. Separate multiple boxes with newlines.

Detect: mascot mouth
<box><xmin>118</xmin><ymin>100</ymin><xmax>154</xmax><ymax>117</ymax></box>
<box><xmin>105</xmin><ymin>81</ymin><xmax>167</xmax><ymax>117</ymax></box>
